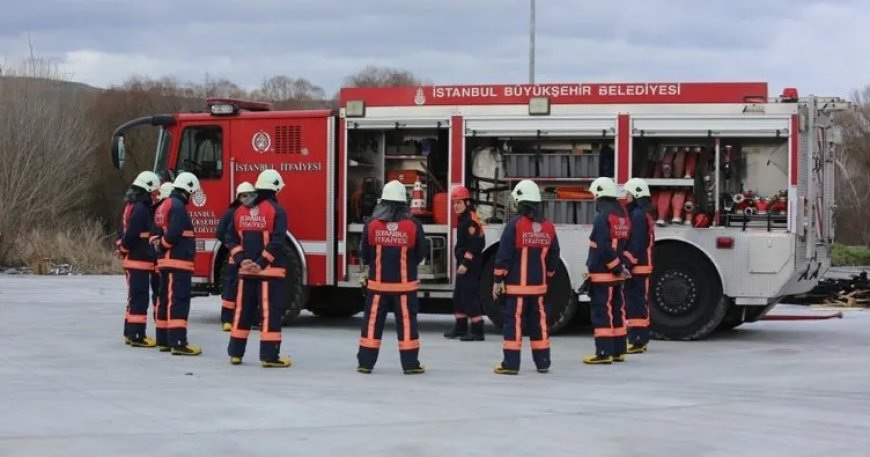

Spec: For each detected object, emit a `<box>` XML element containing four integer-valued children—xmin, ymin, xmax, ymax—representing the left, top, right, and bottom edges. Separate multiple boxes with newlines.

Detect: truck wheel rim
<box><xmin>655</xmin><ymin>270</ymin><xmax>697</xmax><ymax>315</ymax></box>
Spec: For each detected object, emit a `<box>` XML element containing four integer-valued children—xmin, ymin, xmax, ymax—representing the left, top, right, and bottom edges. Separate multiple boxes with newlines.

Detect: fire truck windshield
<box><xmin>153</xmin><ymin>127</ymin><xmax>171</xmax><ymax>175</ymax></box>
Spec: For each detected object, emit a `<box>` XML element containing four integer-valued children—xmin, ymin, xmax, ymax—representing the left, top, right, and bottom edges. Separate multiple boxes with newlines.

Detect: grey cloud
<box><xmin>1</xmin><ymin>0</ymin><xmax>866</xmax><ymax>96</ymax></box>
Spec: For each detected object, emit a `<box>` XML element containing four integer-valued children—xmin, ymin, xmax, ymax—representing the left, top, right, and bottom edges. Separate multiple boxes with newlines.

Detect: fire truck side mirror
<box><xmin>112</xmin><ymin>135</ymin><xmax>126</xmax><ymax>170</ymax></box>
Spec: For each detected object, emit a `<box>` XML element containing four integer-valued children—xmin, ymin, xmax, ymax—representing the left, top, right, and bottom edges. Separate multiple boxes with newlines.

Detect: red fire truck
<box><xmin>110</xmin><ymin>81</ymin><xmax>847</xmax><ymax>339</ymax></box>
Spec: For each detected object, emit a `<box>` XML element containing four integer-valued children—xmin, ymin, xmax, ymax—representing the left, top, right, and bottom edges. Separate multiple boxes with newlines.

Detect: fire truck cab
<box><xmin>111</xmin><ymin>81</ymin><xmax>847</xmax><ymax>340</ymax></box>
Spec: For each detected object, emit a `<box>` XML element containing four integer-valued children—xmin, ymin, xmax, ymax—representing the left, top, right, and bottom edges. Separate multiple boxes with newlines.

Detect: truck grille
<box><xmin>275</xmin><ymin>125</ymin><xmax>302</xmax><ymax>154</ymax></box>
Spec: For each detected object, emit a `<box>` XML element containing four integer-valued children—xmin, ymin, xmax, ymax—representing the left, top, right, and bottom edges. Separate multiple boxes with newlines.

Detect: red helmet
<box><xmin>451</xmin><ymin>186</ymin><xmax>472</xmax><ymax>201</ymax></box>
<box><xmin>693</xmin><ymin>213</ymin><xmax>711</xmax><ymax>228</ymax></box>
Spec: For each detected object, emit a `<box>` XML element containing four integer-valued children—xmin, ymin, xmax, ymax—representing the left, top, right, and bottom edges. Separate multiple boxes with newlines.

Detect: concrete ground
<box><xmin>1</xmin><ymin>275</ymin><xmax>869</xmax><ymax>457</ymax></box>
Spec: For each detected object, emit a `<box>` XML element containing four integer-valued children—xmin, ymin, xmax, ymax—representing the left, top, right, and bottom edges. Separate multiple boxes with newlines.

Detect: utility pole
<box><xmin>529</xmin><ymin>0</ymin><xmax>536</xmax><ymax>84</ymax></box>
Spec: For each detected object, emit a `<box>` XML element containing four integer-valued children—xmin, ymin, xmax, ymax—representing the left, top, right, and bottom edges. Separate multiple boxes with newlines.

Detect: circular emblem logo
<box><xmin>252</xmin><ymin>130</ymin><xmax>271</xmax><ymax>153</ymax></box>
<box><xmin>250</xmin><ymin>206</ymin><xmax>259</xmax><ymax>217</ymax></box>
<box><xmin>191</xmin><ymin>189</ymin><xmax>207</xmax><ymax>207</ymax></box>
<box><xmin>387</xmin><ymin>222</ymin><xmax>399</xmax><ymax>232</ymax></box>
<box><xmin>532</xmin><ymin>222</ymin><xmax>542</xmax><ymax>233</ymax></box>
<box><xmin>414</xmin><ymin>87</ymin><xmax>426</xmax><ymax>106</ymax></box>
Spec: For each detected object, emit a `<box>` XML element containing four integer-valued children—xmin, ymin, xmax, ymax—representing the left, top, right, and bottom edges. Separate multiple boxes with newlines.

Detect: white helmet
<box><xmin>132</xmin><ymin>171</ymin><xmax>160</xmax><ymax>193</ymax></box>
<box><xmin>623</xmin><ymin>177</ymin><xmax>651</xmax><ymax>198</ymax></box>
<box><xmin>173</xmin><ymin>172</ymin><xmax>201</xmax><ymax>194</ymax></box>
<box><xmin>511</xmin><ymin>179</ymin><xmax>541</xmax><ymax>203</ymax></box>
<box><xmin>380</xmin><ymin>180</ymin><xmax>407</xmax><ymax>202</ymax></box>
<box><xmin>235</xmin><ymin>181</ymin><xmax>256</xmax><ymax>198</ymax></box>
<box><xmin>157</xmin><ymin>182</ymin><xmax>174</xmax><ymax>201</ymax></box>
<box><xmin>589</xmin><ymin>177</ymin><xmax>620</xmax><ymax>199</ymax></box>
<box><xmin>255</xmin><ymin>169</ymin><xmax>285</xmax><ymax>192</ymax></box>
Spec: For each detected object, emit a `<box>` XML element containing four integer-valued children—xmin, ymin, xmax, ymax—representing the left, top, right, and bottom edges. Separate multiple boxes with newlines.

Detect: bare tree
<box><xmin>342</xmin><ymin>65</ymin><xmax>422</xmax><ymax>88</ymax></box>
<box><xmin>834</xmin><ymin>86</ymin><xmax>870</xmax><ymax>245</ymax></box>
<box><xmin>205</xmin><ymin>77</ymin><xmax>247</xmax><ymax>98</ymax></box>
<box><xmin>0</xmin><ymin>59</ymin><xmax>98</xmax><ymax>263</ymax></box>
<box><xmin>251</xmin><ymin>75</ymin><xmax>326</xmax><ymax>102</ymax></box>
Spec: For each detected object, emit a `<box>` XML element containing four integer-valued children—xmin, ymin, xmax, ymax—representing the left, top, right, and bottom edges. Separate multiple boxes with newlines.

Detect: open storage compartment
<box><xmin>631</xmin><ymin>115</ymin><xmax>790</xmax><ymax>230</ymax></box>
<box><xmin>344</xmin><ymin>119</ymin><xmax>451</xmax><ymax>283</ymax></box>
<box><xmin>464</xmin><ymin>117</ymin><xmax>616</xmax><ymax>225</ymax></box>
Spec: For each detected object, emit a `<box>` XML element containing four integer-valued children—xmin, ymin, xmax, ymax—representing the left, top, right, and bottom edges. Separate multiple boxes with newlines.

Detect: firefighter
<box><xmin>443</xmin><ymin>185</ymin><xmax>486</xmax><ymax>341</ymax></box>
<box><xmin>492</xmin><ymin>179</ymin><xmax>560</xmax><ymax>375</ymax></box>
<box><xmin>217</xmin><ymin>181</ymin><xmax>256</xmax><ymax>332</ymax></box>
<box><xmin>149</xmin><ymin>182</ymin><xmax>174</xmax><ymax>315</ymax></box>
<box><xmin>584</xmin><ymin>176</ymin><xmax>632</xmax><ymax>364</ymax></box>
<box><xmin>357</xmin><ymin>180</ymin><xmax>427</xmax><ymax>375</ymax></box>
<box><xmin>152</xmin><ymin>172</ymin><xmax>202</xmax><ymax>356</ymax></box>
<box><xmin>622</xmin><ymin>178</ymin><xmax>655</xmax><ymax>353</ymax></box>
<box><xmin>225</xmin><ymin>170</ymin><xmax>292</xmax><ymax>368</ymax></box>
<box><xmin>118</xmin><ymin>170</ymin><xmax>161</xmax><ymax>347</ymax></box>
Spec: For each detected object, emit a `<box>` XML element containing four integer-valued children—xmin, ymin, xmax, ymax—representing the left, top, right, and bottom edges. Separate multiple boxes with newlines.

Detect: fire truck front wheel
<box><xmin>479</xmin><ymin>253</ymin><xmax>578</xmax><ymax>334</ymax></box>
<box><xmin>650</xmin><ymin>243</ymin><xmax>727</xmax><ymax>341</ymax></box>
<box><xmin>281</xmin><ymin>244</ymin><xmax>308</xmax><ymax>325</ymax></box>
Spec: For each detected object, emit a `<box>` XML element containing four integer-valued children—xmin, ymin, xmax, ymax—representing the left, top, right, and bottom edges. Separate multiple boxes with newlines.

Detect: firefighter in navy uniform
<box><xmin>149</xmin><ymin>182</ymin><xmax>173</xmax><ymax>320</ymax></box>
<box><xmin>622</xmin><ymin>178</ymin><xmax>655</xmax><ymax>353</ymax></box>
<box><xmin>152</xmin><ymin>172</ymin><xmax>202</xmax><ymax>356</ymax></box>
<box><xmin>443</xmin><ymin>185</ymin><xmax>486</xmax><ymax>341</ymax></box>
<box><xmin>584</xmin><ymin>177</ymin><xmax>632</xmax><ymax>364</ymax></box>
<box><xmin>357</xmin><ymin>180</ymin><xmax>427</xmax><ymax>375</ymax></box>
<box><xmin>492</xmin><ymin>180</ymin><xmax>560</xmax><ymax>375</ymax></box>
<box><xmin>225</xmin><ymin>170</ymin><xmax>292</xmax><ymax>368</ymax></box>
<box><xmin>217</xmin><ymin>181</ymin><xmax>256</xmax><ymax>332</ymax></box>
<box><xmin>118</xmin><ymin>171</ymin><xmax>161</xmax><ymax>347</ymax></box>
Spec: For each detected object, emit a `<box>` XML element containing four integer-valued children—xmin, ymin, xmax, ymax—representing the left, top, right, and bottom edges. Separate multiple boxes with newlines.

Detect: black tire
<box><xmin>281</xmin><ymin>244</ymin><xmax>308</xmax><ymax>325</ymax></box>
<box><xmin>307</xmin><ymin>288</ymin><xmax>364</xmax><ymax>318</ymax></box>
<box><xmin>650</xmin><ymin>243</ymin><xmax>727</xmax><ymax>340</ymax></box>
<box><xmin>717</xmin><ymin>301</ymin><xmax>776</xmax><ymax>331</ymax></box>
<box><xmin>717</xmin><ymin>299</ymin><xmax>744</xmax><ymax>331</ymax></box>
<box><xmin>479</xmin><ymin>251</ymin><xmax>578</xmax><ymax>334</ymax></box>
<box><xmin>744</xmin><ymin>303</ymin><xmax>775</xmax><ymax>322</ymax></box>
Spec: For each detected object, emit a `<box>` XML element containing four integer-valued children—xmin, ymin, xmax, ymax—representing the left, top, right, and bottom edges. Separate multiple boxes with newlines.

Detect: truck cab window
<box><xmin>177</xmin><ymin>125</ymin><xmax>223</xmax><ymax>179</ymax></box>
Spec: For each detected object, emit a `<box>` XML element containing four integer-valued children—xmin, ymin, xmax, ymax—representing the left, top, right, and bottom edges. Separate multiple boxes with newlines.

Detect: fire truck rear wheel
<box><xmin>650</xmin><ymin>243</ymin><xmax>727</xmax><ymax>341</ymax></box>
<box><xmin>307</xmin><ymin>288</ymin><xmax>364</xmax><ymax>318</ymax></box>
<box><xmin>479</xmin><ymin>253</ymin><xmax>578</xmax><ymax>334</ymax></box>
<box><xmin>717</xmin><ymin>300</ymin><xmax>745</xmax><ymax>331</ymax></box>
<box><xmin>281</xmin><ymin>244</ymin><xmax>308</xmax><ymax>325</ymax></box>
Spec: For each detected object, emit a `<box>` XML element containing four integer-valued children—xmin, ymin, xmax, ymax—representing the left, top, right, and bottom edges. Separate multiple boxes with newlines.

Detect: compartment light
<box><xmin>529</xmin><ymin>97</ymin><xmax>550</xmax><ymax>115</ymax></box>
<box><xmin>346</xmin><ymin>100</ymin><xmax>366</xmax><ymax>118</ymax></box>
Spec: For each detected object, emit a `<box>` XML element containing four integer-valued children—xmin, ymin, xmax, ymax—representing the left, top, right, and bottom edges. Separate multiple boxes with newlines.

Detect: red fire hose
<box><xmin>761</xmin><ymin>312</ymin><xmax>843</xmax><ymax>321</ymax></box>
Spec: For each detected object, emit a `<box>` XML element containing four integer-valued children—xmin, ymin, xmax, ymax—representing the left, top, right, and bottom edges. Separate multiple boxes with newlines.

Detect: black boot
<box><xmin>443</xmin><ymin>318</ymin><xmax>468</xmax><ymax>339</ymax></box>
<box><xmin>460</xmin><ymin>319</ymin><xmax>484</xmax><ymax>341</ymax></box>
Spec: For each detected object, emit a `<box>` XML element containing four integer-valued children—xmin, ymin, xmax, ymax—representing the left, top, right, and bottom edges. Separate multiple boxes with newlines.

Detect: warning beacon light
<box><xmin>206</xmin><ymin>98</ymin><xmax>272</xmax><ymax>116</ymax></box>
<box><xmin>781</xmin><ymin>88</ymin><xmax>799</xmax><ymax>103</ymax></box>
<box><xmin>209</xmin><ymin>103</ymin><xmax>237</xmax><ymax>116</ymax></box>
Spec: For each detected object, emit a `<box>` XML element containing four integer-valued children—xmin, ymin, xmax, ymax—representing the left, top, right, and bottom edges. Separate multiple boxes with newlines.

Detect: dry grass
<box><xmin>8</xmin><ymin>217</ymin><xmax>122</xmax><ymax>274</ymax></box>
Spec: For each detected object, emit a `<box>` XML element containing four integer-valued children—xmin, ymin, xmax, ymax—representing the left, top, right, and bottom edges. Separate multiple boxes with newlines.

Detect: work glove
<box><xmin>492</xmin><ymin>282</ymin><xmax>505</xmax><ymax>301</ymax></box>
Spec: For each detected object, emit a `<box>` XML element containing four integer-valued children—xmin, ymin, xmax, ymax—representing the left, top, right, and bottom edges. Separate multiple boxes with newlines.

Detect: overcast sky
<box><xmin>1</xmin><ymin>0</ymin><xmax>867</xmax><ymax>97</ymax></box>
